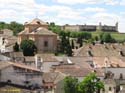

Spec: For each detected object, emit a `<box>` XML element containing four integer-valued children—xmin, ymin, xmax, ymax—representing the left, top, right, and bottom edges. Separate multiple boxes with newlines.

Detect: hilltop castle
<box><xmin>61</xmin><ymin>22</ymin><xmax>118</xmax><ymax>32</ymax></box>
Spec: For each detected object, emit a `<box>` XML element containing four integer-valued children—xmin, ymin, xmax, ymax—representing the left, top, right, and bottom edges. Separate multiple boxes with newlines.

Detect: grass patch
<box><xmin>87</xmin><ymin>31</ymin><xmax>125</xmax><ymax>41</ymax></box>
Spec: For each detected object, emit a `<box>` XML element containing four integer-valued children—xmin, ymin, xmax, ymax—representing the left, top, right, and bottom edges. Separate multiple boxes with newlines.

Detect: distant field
<box><xmin>88</xmin><ymin>31</ymin><xmax>125</xmax><ymax>41</ymax></box>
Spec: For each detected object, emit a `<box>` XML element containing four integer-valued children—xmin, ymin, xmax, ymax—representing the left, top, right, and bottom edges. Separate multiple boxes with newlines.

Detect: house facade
<box><xmin>18</xmin><ymin>18</ymin><xmax>57</xmax><ymax>52</ymax></box>
<box><xmin>0</xmin><ymin>62</ymin><xmax>42</xmax><ymax>87</ymax></box>
<box><xmin>0</xmin><ymin>29</ymin><xmax>17</xmax><ymax>53</ymax></box>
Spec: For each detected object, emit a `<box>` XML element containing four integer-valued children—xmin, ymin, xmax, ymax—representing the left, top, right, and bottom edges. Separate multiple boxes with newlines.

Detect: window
<box><xmin>44</xmin><ymin>41</ymin><xmax>48</xmax><ymax>47</ymax></box>
<box><xmin>119</xmin><ymin>73</ymin><xmax>123</xmax><ymax>79</ymax></box>
<box><xmin>37</xmin><ymin>21</ymin><xmax>41</xmax><ymax>24</ymax></box>
<box><xmin>109</xmin><ymin>87</ymin><xmax>112</xmax><ymax>91</ymax></box>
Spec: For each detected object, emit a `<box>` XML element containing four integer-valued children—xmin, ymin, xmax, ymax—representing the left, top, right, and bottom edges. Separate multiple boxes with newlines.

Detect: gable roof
<box><xmin>54</xmin><ymin>64</ymin><xmax>92</xmax><ymax>77</ymax></box>
<box><xmin>0</xmin><ymin>62</ymin><xmax>11</xmax><ymax>70</ymax></box>
<box><xmin>0</xmin><ymin>62</ymin><xmax>40</xmax><ymax>72</ymax></box>
<box><xmin>43</xmin><ymin>72</ymin><xmax>65</xmax><ymax>83</ymax></box>
<box><xmin>93</xmin><ymin>57</ymin><xmax>125</xmax><ymax>68</ymax></box>
<box><xmin>36</xmin><ymin>53</ymin><xmax>58</xmax><ymax>62</ymax></box>
<box><xmin>18</xmin><ymin>27</ymin><xmax>57</xmax><ymax>36</ymax></box>
<box><xmin>30</xmin><ymin>27</ymin><xmax>57</xmax><ymax>36</ymax></box>
<box><xmin>74</xmin><ymin>44</ymin><xmax>125</xmax><ymax>57</ymax></box>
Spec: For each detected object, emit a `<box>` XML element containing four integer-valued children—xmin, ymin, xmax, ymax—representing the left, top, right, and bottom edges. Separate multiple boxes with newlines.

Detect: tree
<box><xmin>0</xmin><ymin>22</ymin><xmax>8</xmax><ymax>30</ymax></box>
<box><xmin>78</xmin><ymin>73</ymin><xmax>104</xmax><ymax>93</ymax></box>
<box><xmin>13</xmin><ymin>42</ymin><xmax>19</xmax><ymax>52</ymax></box>
<box><xmin>95</xmin><ymin>36</ymin><xmax>99</xmax><ymax>41</ymax></box>
<box><xmin>0</xmin><ymin>21</ymin><xmax>24</xmax><ymax>35</ymax></box>
<box><xmin>48</xmin><ymin>22</ymin><xmax>62</xmax><ymax>34</ymax></box>
<box><xmin>9</xmin><ymin>21</ymin><xmax>24</xmax><ymax>36</ymax></box>
<box><xmin>100</xmin><ymin>32</ymin><xmax>116</xmax><ymax>43</ymax></box>
<box><xmin>20</xmin><ymin>40</ymin><xmax>37</xmax><ymax>56</ymax></box>
<box><xmin>65</xmin><ymin>38</ymin><xmax>73</xmax><ymax>56</ymax></box>
<box><xmin>64</xmin><ymin>76</ymin><xmax>79</xmax><ymax>93</ymax></box>
<box><xmin>77</xmin><ymin>37</ymin><xmax>83</xmax><ymax>47</ymax></box>
<box><xmin>71</xmin><ymin>39</ymin><xmax>75</xmax><ymax>49</ymax></box>
<box><xmin>60</xmin><ymin>32</ymin><xmax>67</xmax><ymax>53</ymax></box>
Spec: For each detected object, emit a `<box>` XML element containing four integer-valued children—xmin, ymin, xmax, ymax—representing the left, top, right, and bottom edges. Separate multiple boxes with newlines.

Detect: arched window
<box><xmin>44</xmin><ymin>41</ymin><xmax>48</xmax><ymax>47</ymax></box>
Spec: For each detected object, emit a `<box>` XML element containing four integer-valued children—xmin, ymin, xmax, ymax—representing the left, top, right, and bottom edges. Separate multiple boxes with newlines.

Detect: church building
<box><xmin>18</xmin><ymin>18</ymin><xmax>57</xmax><ymax>52</ymax></box>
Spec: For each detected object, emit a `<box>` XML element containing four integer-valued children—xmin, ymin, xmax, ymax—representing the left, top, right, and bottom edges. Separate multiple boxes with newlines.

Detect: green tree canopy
<box><xmin>20</xmin><ymin>40</ymin><xmax>37</xmax><ymax>56</ymax></box>
<box><xmin>9</xmin><ymin>21</ymin><xmax>24</xmax><ymax>36</ymax></box>
<box><xmin>13</xmin><ymin>42</ymin><xmax>19</xmax><ymax>52</ymax></box>
<box><xmin>78</xmin><ymin>73</ymin><xmax>104</xmax><ymax>93</ymax></box>
<box><xmin>0</xmin><ymin>21</ymin><xmax>24</xmax><ymax>35</ymax></box>
<box><xmin>59</xmin><ymin>32</ymin><xmax>73</xmax><ymax>56</ymax></box>
<box><xmin>100</xmin><ymin>32</ymin><xmax>116</xmax><ymax>43</ymax></box>
<box><xmin>64</xmin><ymin>76</ymin><xmax>79</xmax><ymax>93</ymax></box>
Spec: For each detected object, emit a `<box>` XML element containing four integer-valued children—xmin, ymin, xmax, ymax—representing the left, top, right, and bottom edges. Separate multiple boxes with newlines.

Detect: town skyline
<box><xmin>0</xmin><ymin>0</ymin><xmax>124</xmax><ymax>32</ymax></box>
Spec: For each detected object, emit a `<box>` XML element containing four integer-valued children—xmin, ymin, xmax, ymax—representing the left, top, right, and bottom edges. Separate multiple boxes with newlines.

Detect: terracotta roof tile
<box><xmin>54</xmin><ymin>64</ymin><xmax>92</xmax><ymax>77</ymax></box>
<box><xmin>0</xmin><ymin>62</ymin><xmax>11</xmax><ymax>70</ymax></box>
<box><xmin>36</xmin><ymin>53</ymin><xmax>58</xmax><ymax>62</ymax></box>
<box><xmin>0</xmin><ymin>61</ymin><xmax>41</xmax><ymax>72</ymax></box>
<box><xmin>43</xmin><ymin>72</ymin><xmax>66</xmax><ymax>83</ymax></box>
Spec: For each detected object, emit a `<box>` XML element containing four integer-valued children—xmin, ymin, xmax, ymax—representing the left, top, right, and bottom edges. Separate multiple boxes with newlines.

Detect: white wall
<box><xmin>1</xmin><ymin>66</ymin><xmax>42</xmax><ymax>86</ymax></box>
<box><xmin>1</xmin><ymin>66</ymin><xmax>25</xmax><ymax>85</ymax></box>
<box><xmin>104</xmin><ymin>68</ymin><xmax>125</xmax><ymax>79</ymax></box>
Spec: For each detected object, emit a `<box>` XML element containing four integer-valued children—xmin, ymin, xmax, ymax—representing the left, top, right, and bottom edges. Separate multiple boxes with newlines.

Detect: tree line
<box><xmin>0</xmin><ymin>21</ymin><xmax>24</xmax><ymax>35</ymax></box>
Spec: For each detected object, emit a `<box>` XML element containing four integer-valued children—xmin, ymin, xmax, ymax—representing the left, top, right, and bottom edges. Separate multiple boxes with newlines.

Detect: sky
<box><xmin>0</xmin><ymin>0</ymin><xmax>125</xmax><ymax>32</ymax></box>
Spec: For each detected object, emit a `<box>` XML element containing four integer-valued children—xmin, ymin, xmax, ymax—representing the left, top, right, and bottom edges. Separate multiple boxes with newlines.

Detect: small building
<box><xmin>0</xmin><ymin>62</ymin><xmax>42</xmax><ymax>87</ymax></box>
<box><xmin>42</xmin><ymin>72</ymin><xmax>66</xmax><ymax>93</ymax></box>
<box><xmin>103</xmin><ymin>79</ymin><xmax>116</xmax><ymax>93</ymax></box>
<box><xmin>0</xmin><ymin>29</ymin><xmax>17</xmax><ymax>53</ymax></box>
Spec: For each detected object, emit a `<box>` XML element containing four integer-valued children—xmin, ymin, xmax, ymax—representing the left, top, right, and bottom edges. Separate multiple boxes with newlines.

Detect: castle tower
<box><xmin>96</xmin><ymin>22</ymin><xmax>102</xmax><ymax>31</ymax></box>
<box><xmin>115</xmin><ymin>22</ymin><xmax>118</xmax><ymax>32</ymax></box>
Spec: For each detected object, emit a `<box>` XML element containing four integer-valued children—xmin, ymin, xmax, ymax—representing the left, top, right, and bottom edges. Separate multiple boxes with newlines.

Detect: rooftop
<box><xmin>25</xmin><ymin>18</ymin><xmax>48</xmax><ymax>25</ymax></box>
<box><xmin>18</xmin><ymin>27</ymin><xmax>57</xmax><ymax>36</ymax></box>
<box><xmin>43</xmin><ymin>72</ymin><xmax>65</xmax><ymax>83</ymax></box>
<box><xmin>0</xmin><ymin>62</ymin><xmax>41</xmax><ymax>72</ymax></box>
<box><xmin>74</xmin><ymin>44</ymin><xmax>125</xmax><ymax>57</ymax></box>
<box><xmin>36</xmin><ymin>53</ymin><xmax>59</xmax><ymax>62</ymax></box>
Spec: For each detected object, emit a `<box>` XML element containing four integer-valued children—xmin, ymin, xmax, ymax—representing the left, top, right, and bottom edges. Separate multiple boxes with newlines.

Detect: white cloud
<box><xmin>55</xmin><ymin>0</ymin><xmax>102</xmax><ymax>5</ymax></box>
<box><xmin>105</xmin><ymin>0</ymin><xmax>120</xmax><ymax>5</ymax></box>
<box><xmin>120</xmin><ymin>0</ymin><xmax>125</xmax><ymax>5</ymax></box>
<box><xmin>0</xmin><ymin>0</ymin><xmax>124</xmax><ymax>32</ymax></box>
<box><xmin>93</xmin><ymin>13</ymin><xmax>120</xmax><ymax>21</ymax></box>
<box><xmin>55</xmin><ymin>0</ymin><xmax>121</xmax><ymax>5</ymax></box>
<box><xmin>83</xmin><ymin>7</ymin><xmax>106</xmax><ymax>12</ymax></box>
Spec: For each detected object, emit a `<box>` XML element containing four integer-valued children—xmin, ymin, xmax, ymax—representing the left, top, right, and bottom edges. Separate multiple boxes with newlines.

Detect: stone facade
<box><xmin>18</xmin><ymin>18</ymin><xmax>57</xmax><ymax>52</ymax></box>
<box><xmin>0</xmin><ymin>62</ymin><xmax>42</xmax><ymax>87</ymax></box>
<box><xmin>61</xmin><ymin>22</ymin><xmax>118</xmax><ymax>32</ymax></box>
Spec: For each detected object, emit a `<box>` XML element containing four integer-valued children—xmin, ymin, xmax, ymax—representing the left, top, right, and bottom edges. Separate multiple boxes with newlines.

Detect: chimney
<box><xmin>35</xmin><ymin>55</ymin><xmax>43</xmax><ymax>70</ymax></box>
